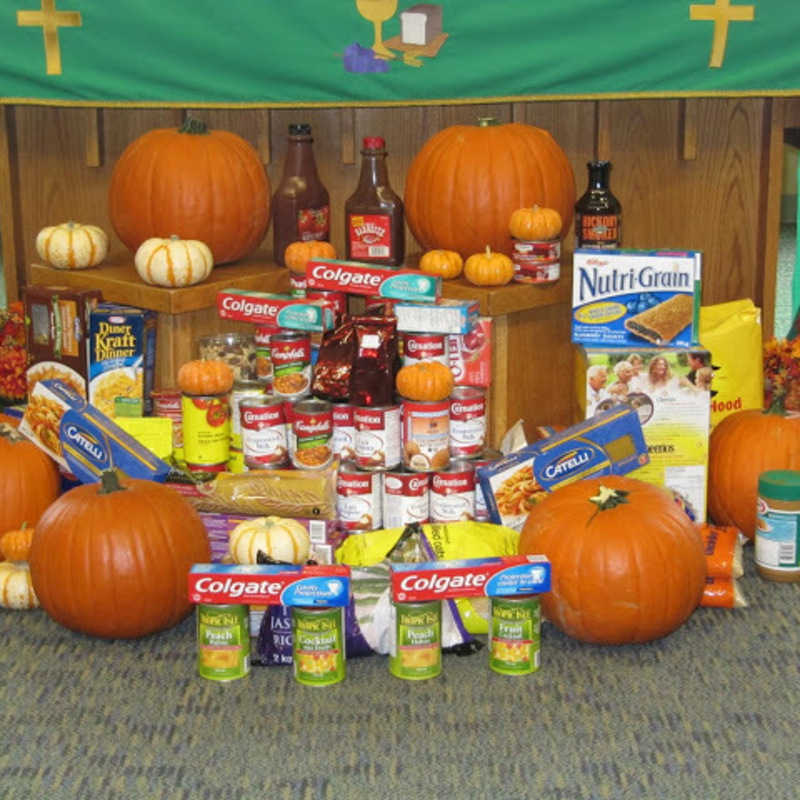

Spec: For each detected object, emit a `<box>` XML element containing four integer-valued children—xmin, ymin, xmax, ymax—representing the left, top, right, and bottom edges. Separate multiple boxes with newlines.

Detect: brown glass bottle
<box><xmin>272</xmin><ymin>123</ymin><xmax>330</xmax><ymax>267</ymax></box>
<box><xmin>575</xmin><ymin>160</ymin><xmax>622</xmax><ymax>249</ymax></box>
<box><xmin>344</xmin><ymin>137</ymin><xmax>405</xmax><ymax>266</ymax></box>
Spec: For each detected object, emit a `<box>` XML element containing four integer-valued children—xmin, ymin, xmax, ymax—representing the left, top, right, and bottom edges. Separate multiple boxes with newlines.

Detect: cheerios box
<box><xmin>572</xmin><ymin>249</ymin><xmax>702</xmax><ymax>349</ymax></box>
<box><xmin>477</xmin><ymin>404</ymin><xmax>649</xmax><ymax>531</ymax></box>
<box><xmin>575</xmin><ymin>345</ymin><xmax>712</xmax><ymax>521</ymax></box>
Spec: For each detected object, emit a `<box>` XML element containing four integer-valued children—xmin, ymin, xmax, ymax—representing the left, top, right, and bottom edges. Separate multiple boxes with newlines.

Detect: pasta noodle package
<box><xmin>699</xmin><ymin>523</ymin><xmax>748</xmax><ymax>609</ymax></box>
<box><xmin>701</xmin><ymin>576</ymin><xmax>748</xmax><ymax>609</ymax></box>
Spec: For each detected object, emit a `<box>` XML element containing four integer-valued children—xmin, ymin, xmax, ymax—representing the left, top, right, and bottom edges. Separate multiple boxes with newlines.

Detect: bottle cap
<box><xmin>289</xmin><ymin>123</ymin><xmax>312</xmax><ymax>136</ymax></box>
<box><xmin>363</xmin><ymin>136</ymin><xmax>385</xmax><ymax>150</ymax></box>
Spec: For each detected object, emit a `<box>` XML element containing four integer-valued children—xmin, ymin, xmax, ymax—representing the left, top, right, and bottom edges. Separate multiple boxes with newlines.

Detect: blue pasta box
<box><xmin>571</xmin><ymin>249</ymin><xmax>702</xmax><ymax>349</ymax></box>
<box><xmin>477</xmin><ymin>404</ymin><xmax>649</xmax><ymax>531</ymax></box>
<box><xmin>19</xmin><ymin>378</ymin><xmax>170</xmax><ymax>484</ymax></box>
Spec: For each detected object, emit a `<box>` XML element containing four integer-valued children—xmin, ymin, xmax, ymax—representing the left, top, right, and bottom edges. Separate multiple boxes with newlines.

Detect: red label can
<box><xmin>240</xmin><ymin>395</ymin><xmax>289</xmax><ymax>469</ymax></box>
<box><xmin>151</xmin><ymin>389</ymin><xmax>183</xmax><ymax>452</ymax></box>
<box><xmin>401</xmin><ymin>333</ymin><xmax>448</xmax><ymax>367</ymax></box>
<box><xmin>449</xmin><ymin>386</ymin><xmax>487</xmax><ymax>458</ymax></box>
<box><xmin>430</xmin><ymin>460</ymin><xmax>476</xmax><ymax>523</ymax></box>
<box><xmin>382</xmin><ymin>470</ymin><xmax>430</xmax><ymax>528</ymax></box>
<box><xmin>331</xmin><ymin>402</ymin><xmax>356</xmax><ymax>464</ymax></box>
<box><xmin>271</xmin><ymin>331</ymin><xmax>312</xmax><ymax>400</ymax></box>
<box><xmin>354</xmin><ymin>404</ymin><xmax>402</xmax><ymax>471</ymax></box>
<box><xmin>336</xmin><ymin>464</ymin><xmax>382</xmax><ymax>532</ymax></box>
<box><xmin>292</xmin><ymin>398</ymin><xmax>334</xmax><ymax>470</ymax></box>
<box><xmin>306</xmin><ymin>289</ymin><xmax>348</xmax><ymax>326</ymax></box>
<box><xmin>401</xmin><ymin>400</ymin><xmax>450</xmax><ymax>473</ymax></box>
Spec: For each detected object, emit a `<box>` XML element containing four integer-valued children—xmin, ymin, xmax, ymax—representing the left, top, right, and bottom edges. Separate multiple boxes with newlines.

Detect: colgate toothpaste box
<box><xmin>395</xmin><ymin>298</ymin><xmax>480</xmax><ymax>335</ymax></box>
<box><xmin>306</xmin><ymin>258</ymin><xmax>440</xmax><ymax>302</ymax></box>
<box><xmin>390</xmin><ymin>555</ymin><xmax>551</xmax><ymax>603</ymax></box>
<box><xmin>217</xmin><ymin>290</ymin><xmax>335</xmax><ymax>331</ymax></box>
<box><xmin>188</xmin><ymin>563</ymin><xmax>351</xmax><ymax>606</ymax></box>
<box><xmin>447</xmin><ymin>317</ymin><xmax>492</xmax><ymax>386</ymax></box>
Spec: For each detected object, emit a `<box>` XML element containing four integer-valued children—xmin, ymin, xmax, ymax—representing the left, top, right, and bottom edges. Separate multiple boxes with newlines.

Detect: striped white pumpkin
<box><xmin>35</xmin><ymin>221</ymin><xmax>109</xmax><ymax>269</ymax></box>
<box><xmin>228</xmin><ymin>516</ymin><xmax>311</xmax><ymax>565</ymax></box>
<box><xmin>134</xmin><ymin>235</ymin><xmax>214</xmax><ymax>288</ymax></box>
<box><xmin>0</xmin><ymin>562</ymin><xmax>39</xmax><ymax>610</ymax></box>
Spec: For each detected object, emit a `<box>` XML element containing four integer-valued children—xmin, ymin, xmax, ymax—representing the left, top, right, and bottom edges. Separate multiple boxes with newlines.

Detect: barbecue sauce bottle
<box><xmin>344</xmin><ymin>136</ymin><xmax>405</xmax><ymax>266</ymax></box>
<box><xmin>575</xmin><ymin>160</ymin><xmax>622</xmax><ymax>249</ymax></box>
<box><xmin>272</xmin><ymin>123</ymin><xmax>330</xmax><ymax>267</ymax></box>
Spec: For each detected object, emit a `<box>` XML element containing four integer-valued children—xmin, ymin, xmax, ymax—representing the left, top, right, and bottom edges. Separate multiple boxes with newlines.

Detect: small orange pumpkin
<box><xmin>418</xmin><ymin>249</ymin><xmax>463</xmax><ymax>280</ymax></box>
<box><xmin>464</xmin><ymin>246</ymin><xmax>515</xmax><ymax>287</ymax></box>
<box><xmin>0</xmin><ymin>524</ymin><xmax>34</xmax><ymax>562</ymax></box>
<box><xmin>509</xmin><ymin>205</ymin><xmax>563</xmax><ymax>241</ymax></box>
<box><xmin>395</xmin><ymin>360</ymin><xmax>454</xmax><ymax>402</ymax></box>
<box><xmin>283</xmin><ymin>241</ymin><xmax>337</xmax><ymax>275</ymax></box>
<box><xmin>177</xmin><ymin>359</ymin><xmax>234</xmax><ymax>396</ymax></box>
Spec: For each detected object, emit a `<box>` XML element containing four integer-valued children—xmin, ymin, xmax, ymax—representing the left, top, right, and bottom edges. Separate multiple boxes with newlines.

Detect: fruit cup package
<box><xmin>447</xmin><ymin>318</ymin><xmax>492</xmax><ymax>387</ymax></box>
<box><xmin>217</xmin><ymin>289</ymin><xmax>335</xmax><ymax>331</ymax></box>
<box><xmin>394</xmin><ymin>298</ymin><xmax>480</xmax><ymax>335</ymax></box>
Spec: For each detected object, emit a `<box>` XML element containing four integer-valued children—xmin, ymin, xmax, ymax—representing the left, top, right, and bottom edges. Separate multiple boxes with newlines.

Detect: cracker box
<box><xmin>477</xmin><ymin>404</ymin><xmax>649</xmax><ymax>531</ymax></box>
<box><xmin>572</xmin><ymin>249</ymin><xmax>702</xmax><ymax>349</ymax></box>
<box><xmin>89</xmin><ymin>304</ymin><xmax>157</xmax><ymax>417</ymax></box>
<box><xmin>575</xmin><ymin>345</ymin><xmax>712</xmax><ymax>521</ymax></box>
<box><xmin>394</xmin><ymin>298</ymin><xmax>480</xmax><ymax>335</ymax></box>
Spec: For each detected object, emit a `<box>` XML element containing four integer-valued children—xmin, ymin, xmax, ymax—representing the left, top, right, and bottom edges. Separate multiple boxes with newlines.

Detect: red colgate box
<box><xmin>306</xmin><ymin>258</ymin><xmax>441</xmax><ymax>302</ymax></box>
<box><xmin>217</xmin><ymin>289</ymin><xmax>335</xmax><ymax>331</ymax></box>
<box><xmin>447</xmin><ymin>317</ymin><xmax>492</xmax><ymax>387</ymax></box>
<box><xmin>188</xmin><ymin>563</ymin><xmax>351</xmax><ymax>606</ymax></box>
<box><xmin>390</xmin><ymin>555</ymin><xmax>551</xmax><ymax>603</ymax></box>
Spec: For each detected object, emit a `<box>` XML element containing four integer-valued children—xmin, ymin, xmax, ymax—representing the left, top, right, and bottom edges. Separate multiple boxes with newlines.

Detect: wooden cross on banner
<box><xmin>17</xmin><ymin>0</ymin><xmax>82</xmax><ymax>76</ymax></box>
<box><xmin>689</xmin><ymin>0</ymin><xmax>755</xmax><ymax>68</ymax></box>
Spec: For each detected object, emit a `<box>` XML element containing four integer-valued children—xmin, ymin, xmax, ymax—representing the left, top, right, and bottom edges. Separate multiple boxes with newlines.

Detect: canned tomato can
<box><xmin>229</xmin><ymin>380</ymin><xmax>266</xmax><ymax>451</ymax></box>
<box><xmin>401</xmin><ymin>333</ymin><xmax>449</xmax><ymax>367</ymax></box>
<box><xmin>271</xmin><ymin>331</ymin><xmax>312</xmax><ymax>400</ymax></box>
<box><xmin>430</xmin><ymin>459</ymin><xmax>476</xmax><ymax>522</ymax></box>
<box><xmin>291</xmin><ymin>606</ymin><xmax>346</xmax><ymax>687</ymax></box>
<box><xmin>331</xmin><ymin>402</ymin><xmax>356</xmax><ymax>463</ymax></box>
<box><xmin>197</xmin><ymin>603</ymin><xmax>250</xmax><ymax>681</ymax></box>
<box><xmin>151</xmin><ymin>388</ymin><xmax>183</xmax><ymax>462</ymax></box>
<box><xmin>240</xmin><ymin>395</ymin><xmax>289</xmax><ymax>469</ymax></box>
<box><xmin>306</xmin><ymin>289</ymin><xmax>348</xmax><ymax>326</ymax></box>
<box><xmin>292</xmin><ymin>398</ymin><xmax>334</xmax><ymax>469</ymax></box>
<box><xmin>181</xmin><ymin>393</ymin><xmax>230</xmax><ymax>476</ymax></box>
<box><xmin>472</xmin><ymin>449</ymin><xmax>503</xmax><ymax>521</ymax></box>
<box><xmin>382</xmin><ymin>470</ymin><xmax>430</xmax><ymax>528</ymax></box>
<box><xmin>449</xmin><ymin>386</ymin><xmax>487</xmax><ymax>459</ymax></box>
<box><xmin>336</xmin><ymin>463</ymin><xmax>382</xmax><ymax>532</ymax></box>
<box><xmin>389</xmin><ymin>600</ymin><xmax>442</xmax><ymax>681</ymax></box>
<box><xmin>489</xmin><ymin>596</ymin><xmax>541</xmax><ymax>675</ymax></box>
<box><xmin>401</xmin><ymin>399</ymin><xmax>450</xmax><ymax>473</ymax></box>
<box><xmin>354</xmin><ymin>404</ymin><xmax>402</xmax><ymax>471</ymax></box>
<box><xmin>254</xmin><ymin>326</ymin><xmax>276</xmax><ymax>387</ymax></box>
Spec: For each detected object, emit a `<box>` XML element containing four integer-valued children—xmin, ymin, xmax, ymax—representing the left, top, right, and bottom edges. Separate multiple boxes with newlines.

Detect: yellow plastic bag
<box><xmin>698</xmin><ymin>299</ymin><xmax>763</xmax><ymax>429</ymax></box>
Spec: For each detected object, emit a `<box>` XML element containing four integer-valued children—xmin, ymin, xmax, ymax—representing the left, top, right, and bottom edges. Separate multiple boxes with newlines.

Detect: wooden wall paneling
<box><xmin>679</xmin><ymin>99</ymin><xmax>699</xmax><ymax>161</ymax></box>
<box><xmin>0</xmin><ymin>105</ymin><xmax>22</xmax><ymax>302</ymax></box>
<box><xmin>783</xmin><ymin>97</ymin><xmax>800</xmax><ymax>129</ymax></box>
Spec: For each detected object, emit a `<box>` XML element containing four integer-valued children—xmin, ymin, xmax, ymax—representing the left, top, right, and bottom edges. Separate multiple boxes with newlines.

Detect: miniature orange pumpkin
<box><xmin>0</xmin><ymin>525</ymin><xmax>34</xmax><ymax>562</ymax></box>
<box><xmin>177</xmin><ymin>359</ymin><xmax>234</xmax><ymax>396</ymax></box>
<box><xmin>464</xmin><ymin>246</ymin><xmax>515</xmax><ymax>287</ymax></box>
<box><xmin>518</xmin><ymin>476</ymin><xmax>706</xmax><ymax>645</ymax></box>
<box><xmin>418</xmin><ymin>249</ymin><xmax>463</xmax><ymax>279</ymax></box>
<box><xmin>509</xmin><ymin>205</ymin><xmax>563</xmax><ymax>241</ymax></box>
<box><xmin>395</xmin><ymin>360</ymin><xmax>455</xmax><ymax>402</ymax></box>
<box><xmin>283</xmin><ymin>241</ymin><xmax>337</xmax><ymax>275</ymax></box>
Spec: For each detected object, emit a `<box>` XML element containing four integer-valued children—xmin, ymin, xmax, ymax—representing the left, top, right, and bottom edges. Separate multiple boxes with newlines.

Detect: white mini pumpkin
<box><xmin>36</xmin><ymin>221</ymin><xmax>109</xmax><ymax>270</ymax></box>
<box><xmin>228</xmin><ymin>516</ymin><xmax>311</xmax><ymax>565</ymax></box>
<box><xmin>0</xmin><ymin>562</ymin><xmax>39</xmax><ymax>610</ymax></box>
<box><xmin>134</xmin><ymin>235</ymin><xmax>214</xmax><ymax>288</ymax></box>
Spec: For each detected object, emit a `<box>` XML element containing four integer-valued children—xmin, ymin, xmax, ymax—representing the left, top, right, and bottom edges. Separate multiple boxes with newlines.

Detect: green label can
<box><xmin>489</xmin><ymin>596</ymin><xmax>541</xmax><ymax>676</ymax></box>
<box><xmin>197</xmin><ymin>603</ymin><xmax>250</xmax><ymax>681</ymax></box>
<box><xmin>389</xmin><ymin>600</ymin><xmax>442</xmax><ymax>680</ymax></box>
<box><xmin>291</xmin><ymin>606</ymin><xmax>346</xmax><ymax>686</ymax></box>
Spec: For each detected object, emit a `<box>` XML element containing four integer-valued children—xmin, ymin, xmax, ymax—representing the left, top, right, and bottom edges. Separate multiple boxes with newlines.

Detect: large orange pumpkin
<box><xmin>518</xmin><ymin>476</ymin><xmax>706</xmax><ymax>645</ymax></box>
<box><xmin>404</xmin><ymin>118</ymin><xmax>575</xmax><ymax>258</ymax></box>
<box><xmin>0</xmin><ymin>423</ymin><xmax>60</xmax><ymax>533</ymax></box>
<box><xmin>29</xmin><ymin>471</ymin><xmax>211</xmax><ymax>639</ymax></box>
<box><xmin>109</xmin><ymin>118</ymin><xmax>270</xmax><ymax>265</ymax></box>
<box><xmin>708</xmin><ymin>407</ymin><xmax>800</xmax><ymax>540</ymax></box>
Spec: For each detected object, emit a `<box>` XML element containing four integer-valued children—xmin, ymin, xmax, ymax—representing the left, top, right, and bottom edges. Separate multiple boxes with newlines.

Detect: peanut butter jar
<box><xmin>755</xmin><ymin>470</ymin><xmax>800</xmax><ymax>582</ymax></box>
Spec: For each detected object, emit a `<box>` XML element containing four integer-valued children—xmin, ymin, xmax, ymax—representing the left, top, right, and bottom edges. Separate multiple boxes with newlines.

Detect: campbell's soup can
<box><xmin>307</xmin><ymin>289</ymin><xmax>348</xmax><ymax>327</ymax></box>
<box><xmin>240</xmin><ymin>395</ymin><xmax>289</xmax><ymax>469</ymax></box>
<box><xmin>401</xmin><ymin>333</ymin><xmax>449</xmax><ymax>367</ymax></box>
<box><xmin>430</xmin><ymin>459</ymin><xmax>476</xmax><ymax>522</ymax></box>
<box><xmin>354</xmin><ymin>404</ymin><xmax>402</xmax><ymax>472</ymax></box>
<box><xmin>271</xmin><ymin>331</ymin><xmax>312</xmax><ymax>400</ymax></box>
<box><xmin>382</xmin><ymin>470</ymin><xmax>430</xmax><ymax>528</ymax></box>
<box><xmin>292</xmin><ymin>398</ymin><xmax>334</xmax><ymax>470</ymax></box>
<box><xmin>181</xmin><ymin>393</ymin><xmax>230</xmax><ymax>477</ymax></box>
<box><xmin>472</xmin><ymin>449</ymin><xmax>502</xmax><ymax>521</ymax></box>
<box><xmin>254</xmin><ymin>326</ymin><xmax>276</xmax><ymax>386</ymax></box>
<box><xmin>401</xmin><ymin>400</ymin><xmax>450</xmax><ymax>473</ymax></box>
<box><xmin>336</xmin><ymin>463</ymin><xmax>383</xmax><ymax>532</ymax></box>
<box><xmin>449</xmin><ymin>386</ymin><xmax>487</xmax><ymax>458</ymax></box>
<box><xmin>331</xmin><ymin>402</ymin><xmax>356</xmax><ymax>463</ymax></box>
<box><xmin>152</xmin><ymin>389</ymin><xmax>183</xmax><ymax>462</ymax></box>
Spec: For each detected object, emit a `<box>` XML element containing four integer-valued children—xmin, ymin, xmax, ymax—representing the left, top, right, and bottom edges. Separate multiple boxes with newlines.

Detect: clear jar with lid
<box><xmin>755</xmin><ymin>469</ymin><xmax>800</xmax><ymax>582</ymax></box>
<box><xmin>198</xmin><ymin>333</ymin><xmax>257</xmax><ymax>383</ymax></box>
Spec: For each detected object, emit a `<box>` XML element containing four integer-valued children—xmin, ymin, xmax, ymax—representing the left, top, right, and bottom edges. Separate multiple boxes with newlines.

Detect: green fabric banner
<box><xmin>2</xmin><ymin>1</ymin><xmax>799</xmax><ymax>106</ymax></box>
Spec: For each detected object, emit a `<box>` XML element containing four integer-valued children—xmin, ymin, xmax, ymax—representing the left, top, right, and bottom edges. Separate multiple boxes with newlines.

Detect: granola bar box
<box><xmin>571</xmin><ymin>249</ymin><xmax>702</xmax><ymax>349</ymax></box>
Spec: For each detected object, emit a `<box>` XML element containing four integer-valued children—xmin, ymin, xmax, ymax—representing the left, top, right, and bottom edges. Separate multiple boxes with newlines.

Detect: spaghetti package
<box><xmin>699</xmin><ymin>523</ymin><xmax>748</xmax><ymax>608</ymax></box>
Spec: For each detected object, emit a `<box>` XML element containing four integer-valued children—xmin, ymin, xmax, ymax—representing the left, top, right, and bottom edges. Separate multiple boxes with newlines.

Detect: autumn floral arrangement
<box><xmin>0</xmin><ymin>302</ymin><xmax>27</xmax><ymax>404</ymax></box>
<box><xmin>763</xmin><ymin>333</ymin><xmax>800</xmax><ymax>412</ymax></box>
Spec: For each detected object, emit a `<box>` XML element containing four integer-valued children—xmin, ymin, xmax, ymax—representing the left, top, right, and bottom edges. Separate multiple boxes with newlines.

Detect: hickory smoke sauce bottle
<box><xmin>575</xmin><ymin>160</ymin><xmax>622</xmax><ymax>249</ymax></box>
<box><xmin>272</xmin><ymin>124</ymin><xmax>330</xmax><ymax>267</ymax></box>
<box><xmin>345</xmin><ymin>136</ymin><xmax>405</xmax><ymax>266</ymax></box>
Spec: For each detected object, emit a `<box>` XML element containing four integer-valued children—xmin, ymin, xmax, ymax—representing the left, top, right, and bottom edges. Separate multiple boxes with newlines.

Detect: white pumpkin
<box><xmin>35</xmin><ymin>221</ymin><xmax>109</xmax><ymax>270</ymax></box>
<box><xmin>228</xmin><ymin>516</ymin><xmax>311</xmax><ymax>565</ymax></box>
<box><xmin>134</xmin><ymin>235</ymin><xmax>214</xmax><ymax>288</ymax></box>
<box><xmin>0</xmin><ymin>562</ymin><xmax>39</xmax><ymax>610</ymax></box>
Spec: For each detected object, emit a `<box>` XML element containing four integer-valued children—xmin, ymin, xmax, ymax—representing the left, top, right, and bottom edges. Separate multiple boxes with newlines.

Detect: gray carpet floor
<box><xmin>1</xmin><ymin>546</ymin><xmax>798</xmax><ymax>800</ymax></box>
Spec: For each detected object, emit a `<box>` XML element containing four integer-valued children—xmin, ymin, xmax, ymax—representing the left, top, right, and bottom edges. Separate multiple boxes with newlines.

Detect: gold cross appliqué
<box><xmin>17</xmin><ymin>0</ymin><xmax>82</xmax><ymax>76</ymax></box>
<box><xmin>689</xmin><ymin>0</ymin><xmax>755</xmax><ymax>68</ymax></box>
